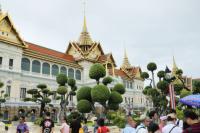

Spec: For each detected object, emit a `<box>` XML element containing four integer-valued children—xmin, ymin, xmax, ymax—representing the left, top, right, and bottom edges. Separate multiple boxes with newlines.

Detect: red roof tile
<box><xmin>108</xmin><ymin>69</ymin><xmax>129</xmax><ymax>79</ymax></box>
<box><xmin>25</xmin><ymin>42</ymin><xmax>76</xmax><ymax>63</ymax></box>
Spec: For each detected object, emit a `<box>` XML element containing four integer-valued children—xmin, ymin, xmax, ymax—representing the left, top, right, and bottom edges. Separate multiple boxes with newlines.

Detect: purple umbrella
<box><xmin>179</xmin><ymin>94</ymin><xmax>200</xmax><ymax>108</ymax></box>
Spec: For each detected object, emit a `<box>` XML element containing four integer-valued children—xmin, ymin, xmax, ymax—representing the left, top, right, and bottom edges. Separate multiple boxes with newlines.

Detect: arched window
<box><xmin>127</xmin><ymin>81</ymin><xmax>130</xmax><ymax>88</ymax></box>
<box><xmin>21</xmin><ymin>58</ymin><xmax>30</xmax><ymax>71</ymax></box>
<box><xmin>130</xmin><ymin>82</ymin><xmax>133</xmax><ymax>89</ymax></box>
<box><xmin>32</xmin><ymin>60</ymin><xmax>40</xmax><ymax>73</ymax></box>
<box><xmin>60</xmin><ymin>66</ymin><xmax>67</xmax><ymax>75</ymax></box>
<box><xmin>75</xmin><ymin>70</ymin><xmax>81</xmax><ymax>80</ymax></box>
<box><xmin>42</xmin><ymin>63</ymin><xmax>50</xmax><ymax>75</ymax></box>
<box><xmin>68</xmin><ymin>68</ymin><xmax>74</xmax><ymax>79</ymax></box>
<box><xmin>52</xmin><ymin>65</ymin><xmax>59</xmax><ymax>76</ymax></box>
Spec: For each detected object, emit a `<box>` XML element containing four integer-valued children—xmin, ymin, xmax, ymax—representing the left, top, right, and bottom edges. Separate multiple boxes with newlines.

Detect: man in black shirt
<box><xmin>40</xmin><ymin>112</ymin><xmax>54</xmax><ymax>133</ymax></box>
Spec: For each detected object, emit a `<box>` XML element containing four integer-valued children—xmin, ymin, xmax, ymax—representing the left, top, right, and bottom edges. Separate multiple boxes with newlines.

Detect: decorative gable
<box><xmin>0</xmin><ymin>13</ymin><xmax>27</xmax><ymax>48</ymax></box>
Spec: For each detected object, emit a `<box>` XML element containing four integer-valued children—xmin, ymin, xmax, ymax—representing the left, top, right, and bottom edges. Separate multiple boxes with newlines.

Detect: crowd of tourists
<box><xmin>14</xmin><ymin>111</ymin><xmax>109</xmax><ymax>133</ymax></box>
<box><xmin>10</xmin><ymin>109</ymin><xmax>200</xmax><ymax>133</ymax></box>
<box><xmin>122</xmin><ymin>109</ymin><xmax>200</xmax><ymax>133</ymax></box>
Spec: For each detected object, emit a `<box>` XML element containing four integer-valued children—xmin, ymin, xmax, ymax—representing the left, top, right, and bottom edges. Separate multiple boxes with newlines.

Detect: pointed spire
<box><xmin>121</xmin><ymin>48</ymin><xmax>132</xmax><ymax>69</ymax></box>
<box><xmin>82</xmin><ymin>16</ymin><xmax>88</xmax><ymax>33</ymax></box>
<box><xmin>173</xmin><ymin>56</ymin><xmax>177</xmax><ymax>69</ymax></box>
<box><xmin>172</xmin><ymin>56</ymin><xmax>178</xmax><ymax>75</ymax></box>
<box><xmin>78</xmin><ymin>15</ymin><xmax>93</xmax><ymax>46</ymax></box>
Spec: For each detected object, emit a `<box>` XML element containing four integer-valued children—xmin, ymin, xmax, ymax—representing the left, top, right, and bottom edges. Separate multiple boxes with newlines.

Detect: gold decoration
<box><xmin>78</xmin><ymin>16</ymin><xmax>93</xmax><ymax>46</ymax></box>
<box><xmin>0</xmin><ymin>12</ymin><xmax>27</xmax><ymax>48</ymax></box>
<box><xmin>121</xmin><ymin>49</ymin><xmax>132</xmax><ymax>69</ymax></box>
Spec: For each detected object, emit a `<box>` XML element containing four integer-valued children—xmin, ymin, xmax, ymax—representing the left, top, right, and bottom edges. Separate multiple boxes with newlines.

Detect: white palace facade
<box><xmin>0</xmin><ymin>10</ymin><xmax>151</xmax><ymax>120</ymax></box>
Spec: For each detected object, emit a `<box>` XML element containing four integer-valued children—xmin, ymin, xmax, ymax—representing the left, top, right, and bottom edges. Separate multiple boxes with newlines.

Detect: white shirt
<box><xmin>136</xmin><ymin>123</ymin><xmax>148</xmax><ymax>133</ymax></box>
<box><xmin>176</xmin><ymin>119</ymin><xmax>183</xmax><ymax>129</ymax></box>
<box><xmin>162</xmin><ymin>122</ymin><xmax>182</xmax><ymax>133</ymax></box>
<box><xmin>123</xmin><ymin>124</ymin><xmax>136</xmax><ymax>133</ymax></box>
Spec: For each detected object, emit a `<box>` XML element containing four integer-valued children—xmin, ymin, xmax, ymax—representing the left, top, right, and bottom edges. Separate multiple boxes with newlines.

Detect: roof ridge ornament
<box><xmin>78</xmin><ymin>0</ymin><xmax>93</xmax><ymax>46</ymax></box>
<box><xmin>121</xmin><ymin>48</ymin><xmax>132</xmax><ymax>69</ymax></box>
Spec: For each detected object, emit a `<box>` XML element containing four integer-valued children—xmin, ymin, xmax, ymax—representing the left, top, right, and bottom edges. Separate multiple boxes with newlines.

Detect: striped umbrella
<box><xmin>179</xmin><ymin>94</ymin><xmax>200</xmax><ymax>108</ymax></box>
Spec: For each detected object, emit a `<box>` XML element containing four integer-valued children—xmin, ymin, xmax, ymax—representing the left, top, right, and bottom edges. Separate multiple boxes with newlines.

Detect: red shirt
<box><xmin>97</xmin><ymin>126</ymin><xmax>109</xmax><ymax>133</ymax></box>
<box><xmin>183</xmin><ymin>122</ymin><xmax>200</xmax><ymax>133</ymax></box>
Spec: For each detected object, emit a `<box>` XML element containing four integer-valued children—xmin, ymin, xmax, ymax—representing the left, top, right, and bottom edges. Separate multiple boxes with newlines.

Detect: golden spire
<box><xmin>121</xmin><ymin>48</ymin><xmax>132</xmax><ymax>69</ymax></box>
<box><xmin>78</xmin><ymin>0</ymin><xmax>93</xmax><ymax>46</ymax></box>
<box><xmin>172</xmin><ymin>56</ymin><xmax>178</xmax><ymax>75</ymax></box>
<box><xmin>82</xmin><ymin>16</ymin><xmax>88</xmax><ymax>33</ymax></box>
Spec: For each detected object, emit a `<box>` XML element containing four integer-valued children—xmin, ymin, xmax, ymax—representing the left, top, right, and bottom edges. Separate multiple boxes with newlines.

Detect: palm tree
<box><xmin>147</xmin><ymin>62</ymin><xmax>157</xmax><ymax>88</ymax></box>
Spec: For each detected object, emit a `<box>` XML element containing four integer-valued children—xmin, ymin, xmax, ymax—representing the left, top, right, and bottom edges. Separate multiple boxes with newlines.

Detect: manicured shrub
<box><xmin>91</xmin><ymin>85</ymin><xmax>110</xmax><ymax>103</ymax></box>
<box><xmin>77</xmin><ymin>100</ymin><xmax>92</xmax><ymax>113</ymax></box>
<box><xmin>113</xmin><ymin>84</ymin><xmax>125</xmax><ymax>94</ymax></box>
<box><xmin>77</xmin><ymin>86</ymin><xmax>92</xmax><ymax>102</ymax></box>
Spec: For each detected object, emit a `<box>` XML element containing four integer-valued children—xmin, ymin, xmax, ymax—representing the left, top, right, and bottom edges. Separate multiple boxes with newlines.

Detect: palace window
<box><xmin>127</xmin><ymin>81</ymin><xmax>130</xmax><ymax>88</ymax></box>
<box><xmin>130</xmin><ymin>82</ymin><xmax>133</xmax><ymax>89</ymax></box>
<box><xmin>68</xmin><ymin>68</ymin><xmax>74</xmax><ymax>79</ymax></box>
<box><xmin>20</xmin><ymin>88</ymin><xmax>26</xmax><ymax>99</ymax></box>
<box><xmin>75</xmin><ymin>70</ymin><xmax>81</xmax><ymax>80</ymax></box>
<box><xmin>9</xmin><ymin>59</ymin><xmax>13</xmax><ymax>70</ymax></box>
<box><xmin>60</xmin><ymin>66</ymin><xmax>67</xmax><ymax>75</ymax></box>
<box><xmin>0</xmin><ymin>57</ymin><xmax>2</xmax><ymax>66</ymax></box>
<box><xmin>32</xmin><ymin>60</ymin><xmax>41</xmax><ymax>73</ymax></box>
<box><xmin>6</xmin><ymin>85</ymin><xmax>11</xmax><ymax>97</ymax></box>
<box><xmin>52</xmin><ymin>65</ymin><xmax>59</xmax><ymax>76</ymax></box>
<box><xmin>21</xmin><ymin>58</ymin><xmax>30</xmax><ymax>71</ymax></box>
<box><xmin>42</xmin><ymin>63</ymin><xmax>50</xmax><ymax>75</ymax></box>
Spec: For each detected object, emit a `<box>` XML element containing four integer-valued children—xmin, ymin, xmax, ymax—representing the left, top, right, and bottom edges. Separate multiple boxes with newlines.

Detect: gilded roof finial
<box><xmin>172</xmin><ymin>56</ymin><xmax>178</xmax><ymax>75</ymax></box>
<box><xmin>78</xmin><ymin>0</ymin><xmax>93</xmax><ymax>46</ymax></box>
<box><xmin>121</xmin><ymin>48</ymin><xmax>132</xmax><ymax>69</ymax></box>
<box><xmin>82</xmin><ymin>0</ymin><xmax>87</xmax><ymax>33</ymax></box>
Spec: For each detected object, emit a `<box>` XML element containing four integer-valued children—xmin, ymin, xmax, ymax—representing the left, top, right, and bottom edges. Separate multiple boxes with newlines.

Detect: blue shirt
<box><xmin>123</xmin><ymin>124</ymin><xmax>136</xmax><ymax>133</ymax></box>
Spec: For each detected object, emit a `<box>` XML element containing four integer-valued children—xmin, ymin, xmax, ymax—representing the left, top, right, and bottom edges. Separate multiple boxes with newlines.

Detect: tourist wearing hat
<box><xmin>135</xmin><ymin>115</ymin><xmax>150</xmax><ymax>133</ymax></box>
<box><xmin>159</xmin><ymin>116</ymin><xmax>167</xmax><ymax>131</ymax></box>
<box><xmin>170</xmin><ymin>109</ymin><xmax>183</xmax><ymax>128</ymax></box>
<box><xmin>123</xmin><ymin>116</ymin><xmax>136</xmax><ymax>133</ymax></box>
<box><xmin>162</xmin><ymin>113</ymin><xmax>182</xmax><ymax>133</ymax></box>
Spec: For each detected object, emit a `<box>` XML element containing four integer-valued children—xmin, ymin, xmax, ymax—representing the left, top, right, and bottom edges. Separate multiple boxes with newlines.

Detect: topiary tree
<box><xmin>141</xmin><ymin>71</ymin><xmax>153</xmax><ymax>87</ymax></box>
<box><xmin>89</xmin><ymin>63</ymin><xmax>106</xmax><ymax>84</ymax></box>
<box><xmin>113</xmin><ymin>83</ymin><xmax>125</xmax><ymax>94</ymax></box>
<box><xmin>91</xmin><ymin>85</ymin><xmax>110</xmax><ymax>103</ymax></box>
<box><xmin>0</xmin><ymin>82</ymin><xmax>7</xmax><ymax>117</ymax></box>
<box><xmin>157</xmin><ymin>70</ymin><xmax>165</xmax><ymax>81</ymax></box>
<box><xmin>147</xmin><ymin>62</ymin><xmax>157</xmax><ymax>88</ymax></box>
<box><xmin>24</xmin><ymin>84</ymin><xmax>55</xmax><ymax>117</ymax></box>
<box><xmin>192</xmin><ymin>80</ymin><xmax>200</xmax><ymax>94</ymax></box>
<box><xmin>77</xmin><ymin>63</ymin><xmax>125</xmax><ymax>115</ymax></box>
<box><xmin>141</xmin><ymin>72</ymin><xmax>149</xmax><ymax>79</ymax></box>
<box><xmin>157</xmin><ymin>81</ymin><xmax>169</xmax><ymax>94</ymax></box>
<box><xmin>143</xmin><ymin>62</ymin><xmax>189</xmax><ymax>115</ymax></box>
<box><xmin>102</xmin><ymin>76</ymin><xmax>113</xmax><ymax>86</ymax></box>
<box><xmin>56</xmin><ymin>74</ymin><xmax>77</xmax><ymax>120</ymax></box>
<box><xmin>77</xmin><ymin>100</ymin><xmax>92</xmax><ymax>113</ymax></box>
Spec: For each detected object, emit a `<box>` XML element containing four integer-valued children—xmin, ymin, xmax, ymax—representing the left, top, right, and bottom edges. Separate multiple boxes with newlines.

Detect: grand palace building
<box><xmin>0</xmin><ymin>9</ymin><xmax>151</xmax><ymax>120</ymax></box>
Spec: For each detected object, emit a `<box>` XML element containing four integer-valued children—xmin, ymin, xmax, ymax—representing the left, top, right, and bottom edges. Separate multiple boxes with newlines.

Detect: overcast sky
<box><xmin>1</xmin><ymin>0</ymin><xmax>200</xmax><ymax>78</ymax></box>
